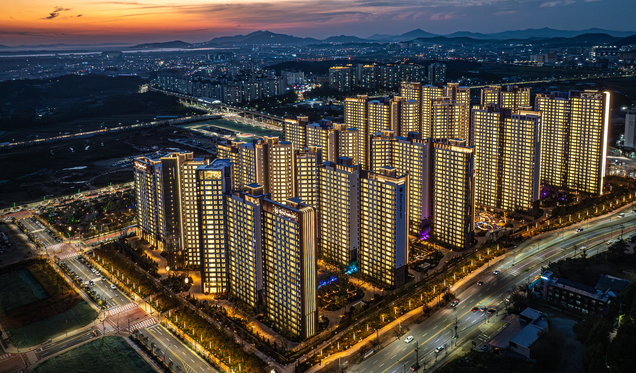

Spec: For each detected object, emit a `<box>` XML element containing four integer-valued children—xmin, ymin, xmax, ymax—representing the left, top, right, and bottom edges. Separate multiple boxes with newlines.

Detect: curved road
<box><xmin>348</xmin><ymin>208</ymin><xmax>636</xmax><ymax>373</ymax></box>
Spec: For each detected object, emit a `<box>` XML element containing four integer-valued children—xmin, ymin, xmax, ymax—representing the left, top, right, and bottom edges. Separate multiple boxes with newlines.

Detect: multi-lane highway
<box><xmin>19</xmin><ymin>217</ymin><xmax>60</xmax><ymax>247</ymax></box>
<box><xmin>62</xmin><ymin>256</ymin><xmax>129</xmax><ymax>310</ymax></box>
<box><xmin>348</xmin><ymin>208</ymin><xmax>636</xmax><ymax>373</ymax></box>
<box><xmin>137</xmin><ymin>324</ymin><xmax>218</xmax><ymax>373</ymax></box>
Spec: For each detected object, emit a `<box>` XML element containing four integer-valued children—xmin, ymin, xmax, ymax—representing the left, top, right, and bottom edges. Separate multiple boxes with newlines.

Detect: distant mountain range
<box><xmin>3</xmin><ymin>28</ymin><xmax>636</xmax><ymax>50</ymax></box>
<box><xmin>131</xmin><ymin>29</ymin><xmax>636</xmax><ymax>49</ymax></box>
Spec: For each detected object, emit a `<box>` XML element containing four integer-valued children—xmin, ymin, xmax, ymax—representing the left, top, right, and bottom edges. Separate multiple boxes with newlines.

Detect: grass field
<box><xmin>0</xmin><ymin>260</ymin><xmax>97</xmax><ymax>348</ymax></box>
<box><xmin>32</xmin><ymin>336</ymin><xmax>156</xmax><ymax>373</ymax></box>
<box><xmin>0</xmin><ymin>269</ymin><xmax>47</xmax><ymax>312</ymax></box>
<box><xmin>7</xmin><ymin>302</ymin><xmax>96</xmax><ymax>348</ymax></box>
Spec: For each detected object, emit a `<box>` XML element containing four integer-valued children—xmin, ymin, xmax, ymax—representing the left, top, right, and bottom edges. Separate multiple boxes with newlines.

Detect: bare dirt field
<box><xmin>0</xmin><ymin>125</ymin><xmax>211</xmax><ymax>208</ymax></box>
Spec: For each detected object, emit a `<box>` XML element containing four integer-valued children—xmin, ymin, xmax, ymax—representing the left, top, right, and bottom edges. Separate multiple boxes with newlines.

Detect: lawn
<box><xmin>0</xmin><ymin>260</ymin><xmax>97</xmax><ymax>348</ymax></box>
<box><xmin>32</xmin><ymin>336</ymin><xmax>155</xmax><ymax>373</ymax></box>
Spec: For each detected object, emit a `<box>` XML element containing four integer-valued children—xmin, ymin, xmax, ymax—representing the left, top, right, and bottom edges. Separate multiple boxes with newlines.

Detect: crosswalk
<box><xmin>129</xmin><ymin>318</ymin><xmax>157</xmax><ymax>332</ymax></box>
<box><xmin>0</xmin><ymin>353</ymin><xmax>12</xmax><ymax>360</ymax></box>
<box><xmin>108</xmin><ymin>302</ymin><xmax>138</xmax><ymax>316</ymax></box>
<box><xmin>56</xmin><ymin>251</ymin><xmax>78</xmax><ymax>260</ymax></box>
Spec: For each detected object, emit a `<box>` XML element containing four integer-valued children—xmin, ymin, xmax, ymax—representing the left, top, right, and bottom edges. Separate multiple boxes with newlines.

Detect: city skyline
<box><xmin>2</xmin><ymin>0</ymin><xmax>636</xmax><ymax>45</ymax></box>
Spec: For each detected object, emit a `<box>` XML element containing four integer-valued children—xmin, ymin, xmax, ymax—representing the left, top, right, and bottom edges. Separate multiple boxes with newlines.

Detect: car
<box><xmin>487</xmin><ymin>309</ymin><xmax>496</xmax><ymax>315</ymax></box>
<box><xmin>410</xmin><ymin>363</ymin><xmax>421</xmax><ymax>371</ymax></box>
<box><xmin>493</xmin><ymin>270</ymin><xmax>500</xmax><ymax>275</ymax></box>
<box><xmin>479</xmin><ymin>346</ymin><xmax>489</xmax><ymax>352</ymax></box>
<box><xmin>618</xmin><ymin>213</ymin><xmax>625</xmax><ymax>218</ymax></box>
<box><xmin>434</xmin><ymin>346</ymin><xmax>444</xmax><ymax>353</ymax></box>
<box><xmin>479</xmin><ymin>307</ymin><xmax>487</xmax><ymax>312</ymax></box>
<box><xmin>576</xmin><ymin>228</ymin><xmax>584</xmax><ymax>233</ymax></box>
<box><xmin>89</xmin><ymin>280</ymin><xmax>94</xmax><ymax>285</ymax></box>
<box><xmin>101</xmin><ymin>276</ymin><xmax>106</xmax><ymax>281</ymax></box>
<box><xmin>404</xmin><ymin>336</ymin><xmax>414</xmax><ymax>343</ymax></box>
<box><xmin>110</xmin><ymin>284</ymin><xmax>117</xmax><ymax>290</ymax></box>
<box><xmin>471</xmin><ymin>307</ymin><xmax>479</xmax><ymax>312</ymax></box>
<box><xmin>477</xmin><ymin>281</ymin><xmax>484</xmax><ymax>286</ymax></box>
<box><xmin>450</xmin><ymin>300</ymin><xmax>459</xmax><ymax>307</ymax></box>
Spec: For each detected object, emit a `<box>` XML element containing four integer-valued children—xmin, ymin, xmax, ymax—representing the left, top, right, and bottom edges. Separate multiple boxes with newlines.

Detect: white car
<box><xmin>110</xmin><ymin>284</ymin><xmax>117</xmax><ymax>290</ymax></box>
<box><xmin>404</xmin><ymin>336</ymin><xmax>414</xmax><ymax>343</ymax></box>
<box><xmin>435</xmin><ymin>346</ymin><xmax>444</xmax><ymax>353</ymax></box>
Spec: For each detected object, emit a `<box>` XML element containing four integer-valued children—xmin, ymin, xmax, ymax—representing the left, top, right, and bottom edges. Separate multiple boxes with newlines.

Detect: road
<box><xmin>19</xmin><ymin>217</ymin><xmax>58</xmax><ymax>247</ymax></box>
<box><xmin>63</xmin><ymin>256</ymin><xmax>129</xmax><ymax>310</ymax></box>
<box><xmin>38</xmin><ymin>329</ymin><xmax>100</xmax><ymax>359</ymax></box>
<box><xmin>137</xmin><ymin>324</ymin><xmax>218</xmax><ymax>373</ymax></box>
<box><xmin>348</xmin><ymin>208</ymin><xmax>636</xmax><ymax>373</ymax></box>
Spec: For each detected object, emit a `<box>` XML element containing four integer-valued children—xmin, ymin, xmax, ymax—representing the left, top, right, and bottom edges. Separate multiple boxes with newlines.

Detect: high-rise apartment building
<box><xmin>339</xmin><ymin>127</ymin><xmax>361</xmax><ymax>166</ymax></box>
<box><xmin>421</xmin><ymin>85</ymin><xmax>445</xmax><ymax>137</ymax></box>
<box><xmin>295</xmin><ymin>146</ymin><xmax>322</xmax><ymax>208</ymax></box>
<box><xmin>134</xmin><ymin>156</ymin><xmax>164</xmax><ymax>249</ymax></box>
<box><xmin>428</xmin><ymin>63</ymin><xmax>447</xmax><ymax>85</ymax></box>
<box><xmin>368</xmin><ymin>98</ymin><xmax>392</xmax><ymax>135</ymax></box>
<box><xmin>318</xmin><ymin>158</ymin><xmax>361</xmax><ymax>267</ymax></box>
<box><xmin>430</xmin><ymin>98</ymin><xmax>470</xmax><ymax>141</ymax></box>
<box><xmin>182</xmin><ymin>157</ymin><xmax>210</xmax><ymax>266</ymax></box>
<box><xmin>480</xmin><ymin>85</ymin><xmax>531</xmax><ymax>109</ymax></box>
<box><xmin>472</xmin><ymin>106</ymin><xmax>541</xmax><ymax>213</ymax></box>
<box><xmin>197</xmin><ymin>159</ymin><xmax>232</xmax><ymax>294</ymax></box>
<box><xmin>624</xmin><ymin>110</ymin><xmax>636</xmax><ymax>148</ymax></box>
<box><xmin>329</xmin><ymin>66</ymin><xmax>353</xmax><ymax>92</ymax></box>
<box><xmin>536</xmin><ymin>90</ymin><xmax>609</xmax><ymax>194</ymax></box>
<box><xmin>283</xmin><ymin>116</ymin><xmax>309</xmax><ymax>149</ymax></box>
<box><xmin>262</xmin><ymin>198</ymin><xmax>317</xmax><ymax>340</ymax></box>
<box><xmin>369</xmin><ymin>132</ymin><xmax>431</xmax><ymax>234</ymax></box>
<box><xmin>360</xmin><ymin>168</ymin><xmax>409</xmax><ymax>289</ymax></box>
<box><xmin>431</xmin><ymin>140</ymin><xmax>475</xmax><ymax>250</ymax></box>
<box><xmin>225</xmin><ymin>184</ymin><xmax>265</xmax><ymax>312</ymax></box>
<box><xmin>134</xmin><ymin>151</ymin><xmax>212</xmax><ymax>267</ymax></box>
<box><xmin>267</xmin><ymin>137</ymin><xmax>295</xmax><ymax>202</ymax></box>
<box><xmin>393</xmin><ymin>97</ymin><xmax>420</xmax><ymax>137</ymax></box>
<box><xmin>345</xmin><ymin>95</ymin><xmax>369</xmax><ymax>169</ymax></box>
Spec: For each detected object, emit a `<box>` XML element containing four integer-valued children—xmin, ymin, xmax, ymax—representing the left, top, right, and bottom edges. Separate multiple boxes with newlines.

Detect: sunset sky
<box><xmin>2</xmin><ymin>0</ymin><xmax>635</xmax><ymax>46</ymax></box>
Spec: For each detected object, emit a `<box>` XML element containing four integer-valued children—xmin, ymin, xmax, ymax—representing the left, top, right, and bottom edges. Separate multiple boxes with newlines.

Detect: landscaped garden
<box><xmin>39</xmin><ymin>189</ymin><xmax>135</xmax><ymax>240</ymax></box>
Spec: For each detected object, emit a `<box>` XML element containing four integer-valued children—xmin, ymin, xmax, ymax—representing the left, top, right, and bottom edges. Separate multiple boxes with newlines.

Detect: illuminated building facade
<box><xmin>369</xmin><ymin>132</ymin><xmax>431</xmax><ymax>234</ymax></box>
<box><xmin>262</xmin><ymin>198</ymin><xmax>317</xmax><ymax>339</ymax></box>
<box><xmin>473</xmin><ymin>106</ymin><xmax>542</xmax><ymax>213</ymax></box>
<box><xmin>480</xmin><ymin>85</ymin><xmax>531</xmax><ymax>110</ymax></box>
<box><xmin>359</xmin><ymin>168</ymin><xmax>409</xmax><ymax>289</ymax></box>
<box><xmin>225</xmin><ymin>184</ymin><xmax>265</xmax><ymax>312</ymax></box>
<box><xmin>536</xmin><ymin>91</ymin><xmax>609</xmax><ymax>194</ymax></box>
<box><xmin>295</xmin><ymin>146</ymin><xmax>322</xmax><ymax>208</ymax></box>
<box><xmin>368</xmin><ymin>98</ymin><xmax>392</xmax><ymax>135</ymax></box>
<box><xmin>431</xmin><ymin>140</ymin><xmax>475</xmax><ymax>250</ymax></box>
<box><xmin>318</xmin><ymin>158</ymin><xmax>361</xmax><ymax>267</ymax></box>
<box><xmin>134</xmin><ymin>156</ymin><xmax>165</xmax><ymax>250</ymax></box>
<box><xmin>197</xmin><ymin>159</ymin><xmax>232</xmax><ymax>294</ymax></box>
<box><xmin>344</xmin><ymin>95</ymin><xmax>369</xmax><ymax>169</ymax></box>
<box><xmin>267</xmin><ymin>138</ymin><xmax>295</xmax><ymax>202</ymax></box>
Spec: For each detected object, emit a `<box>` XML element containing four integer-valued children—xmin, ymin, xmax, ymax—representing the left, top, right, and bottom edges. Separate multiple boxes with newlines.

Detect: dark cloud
<box><xmin>44</xmin><ymin>6</ymin><xmax>73</xmax><ymax>20</ymax></box>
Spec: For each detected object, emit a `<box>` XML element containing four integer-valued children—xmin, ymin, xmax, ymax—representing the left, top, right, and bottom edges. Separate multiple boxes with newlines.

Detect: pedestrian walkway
<box><xmin>56</xmin><ymin>251</ymin><xmax>78</xmax><ymax>260</ymax></box>
<box><xmin>108</xmin><ymin>302</ymin><xmax>138</xmax><ymax>316</ymax></box>
<box><xmin>128</xmin><ymin>318</ymin><xmax>157</xmax><ymax>332</ymax></box>
<box><xmin>0</xmin><ymin>353</ymin><xmax>12</xmax><ymax>360</ymax></box>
